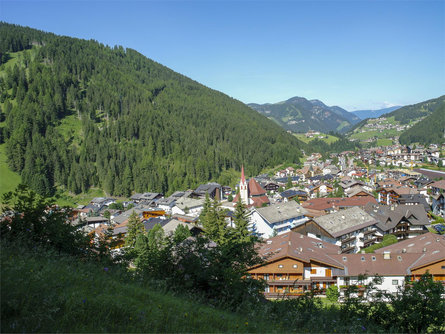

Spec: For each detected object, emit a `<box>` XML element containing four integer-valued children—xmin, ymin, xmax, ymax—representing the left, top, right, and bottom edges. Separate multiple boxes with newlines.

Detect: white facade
<box><xmin>249</xmin><ymin>210</ymin><xmax>308</xmax><ymax>238</ymax></box>
<box><xmin>337</xmin><ymin>275</ymin><xmax>406</xmax><ymax>300</ymax></box>
<box><xmin>171</xmin><ymin>204</ymin><xmax>203</xmax><ymax>217</ymax></box>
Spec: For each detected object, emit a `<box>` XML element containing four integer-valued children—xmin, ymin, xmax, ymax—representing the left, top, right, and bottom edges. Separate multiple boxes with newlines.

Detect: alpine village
<box><xmin>1</xmin><ymin>23</ymin><xmax>445</xmax><ymax>333</ymax></box>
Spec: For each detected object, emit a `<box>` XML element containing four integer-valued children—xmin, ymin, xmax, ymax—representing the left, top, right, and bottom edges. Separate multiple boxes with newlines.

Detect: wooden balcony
<box><xmin>341</xmin><ymin>235</ymin><xmax>356</xmax><ymax>243</ymax></box>
<box><xmin>364</xmin><ymin>228</ymin><xmax>376</xmax><ymax>236</ymax></box>
<box><xmin>341</xmin><ymin>245</ymin><xmax>355</xmax><ymax>253</ymax></box>
<box><xmin>267</xmin><ymin>280</ymin><xmax>311</xmax><ymax>286</ymax></box>
<box><xmin>364</xmin><ymin>238</ymin><xmax>377</xmax><ymax>246</ymax></box>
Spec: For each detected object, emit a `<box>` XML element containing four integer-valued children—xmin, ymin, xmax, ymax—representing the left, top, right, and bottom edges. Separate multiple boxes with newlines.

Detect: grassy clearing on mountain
<box><xmin>0</xmin><ymin>144</ymin><xmax>21</xmax><ymax>199</ymax></box>
<box><xmin>52</xmin><ymin>187</ymin><xmax>107</xmax><ymax>207</ymax></box>
<box><xmin>293</xmin><ymin>133</ymin><xmax>339</xmax><ymax>144</ymax></box>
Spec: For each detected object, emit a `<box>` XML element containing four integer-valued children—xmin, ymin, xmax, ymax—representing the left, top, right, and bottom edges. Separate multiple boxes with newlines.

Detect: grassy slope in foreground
<box><xmin>1</xmin><ymin>244</ymin><xmax>277</xmax><ymax>333</ymax></box>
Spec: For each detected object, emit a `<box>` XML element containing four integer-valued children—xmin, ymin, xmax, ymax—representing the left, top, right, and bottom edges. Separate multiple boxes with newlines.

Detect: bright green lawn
<box><xmin>53</xmin><ymin>188</ymin><xmax>107</xmax><ymax>207</ymax></box>
<box><xmin>376</xmin><ymin>138</ymin><xmax>394</xmax><ymax>146</ymax></box>
<box><xmin>0</xmin><ymin>143</ymin><xmax>21</xmax><ymax>200</ymax></box>
<box><xmin>293</xmin><ymin>133</ymin><xmax>339</xmax><ymax>144</ymax></box>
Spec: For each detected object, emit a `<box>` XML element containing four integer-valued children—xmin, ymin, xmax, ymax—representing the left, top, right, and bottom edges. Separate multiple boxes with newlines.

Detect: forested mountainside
<box><xmin>0</xmin><ymin>23</ymin><xmax>303</xmax><ymax>197</ymax></box>
<box><xmin>383</xmin><ymin>95</ymin><xmax>445</xmax><ymax>124</ymax></box>
<box><xmin>248</xmin><ymin>97</ymin><xmax>360</xmax><ymax>134</ymax></box>
<box><xmin>399</xmin><ymin>101</ymin><xmax>445</xmax><ymax>145</ymax></box>
<box><xmin>346</xmin><ymin>95</ymin><xmax>445</xmax><ymax>146</ymax></box>
<box><xmin>351</xmin><ymin>106</ymin><xmax>401</xmax><ymax>120</ymax></box>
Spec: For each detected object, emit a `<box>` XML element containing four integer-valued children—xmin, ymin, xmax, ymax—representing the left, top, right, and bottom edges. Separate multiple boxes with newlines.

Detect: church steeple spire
<box><xmin>240</xmin><ymin>165</ymin><xmax>248</xmax><ymax>205</ymax></box>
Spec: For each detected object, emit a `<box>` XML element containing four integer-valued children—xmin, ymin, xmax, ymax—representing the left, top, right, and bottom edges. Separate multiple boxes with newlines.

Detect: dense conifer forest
<box><xmin>399</xmin><ymin>100</ymin><xmax>445</xmax><ymax>145</ymax></box>
<box><xmin>0</xmin><ymin>23</ymin><xmax>304</xmax><ymax>196</ymax></box>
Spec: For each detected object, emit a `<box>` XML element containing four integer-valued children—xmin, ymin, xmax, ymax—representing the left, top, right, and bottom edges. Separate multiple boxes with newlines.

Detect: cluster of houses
<box><xmin>356</xmin><ymin>144</ymin><xmax>444</xmax><ymax>168</ymax></box>
<box><xmin>70</xmin><ymin>155</ymin><xmax>445</xmax><ymax>299</ymax></box>
<box><xmin>248</xmin><ymin>231</ymin><xmax>445</xmax><ymax>299</ymax></box>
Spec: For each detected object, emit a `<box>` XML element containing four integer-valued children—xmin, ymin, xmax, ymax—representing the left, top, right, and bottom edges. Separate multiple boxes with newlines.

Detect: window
<box><xmin>292</xmin><ymin>264</ymin><xmax>298</xmax><ymax>268</ymax></box>
<box><xmin>372</xmin><ymin>256</ymin><xmax>376</xmax><ymax>261</ymax></box>
<box><xmin>278</xmin><ymin>264</ymin><xmax>284</xmax><ymax>268</ymax></box>
<box><xmin>392</xmin><ymin>280</ymin><xmax>398</xmax><ymax>285</ymax></box>
<box><xmin>441</xmin><ymin>266</ymin><xmax>445</xmax><ymax>270</ymax></box>
<box><xmin>311</xmin><ymin>269</ymin><xmax>317</xmax><ymax>274</ymax></box>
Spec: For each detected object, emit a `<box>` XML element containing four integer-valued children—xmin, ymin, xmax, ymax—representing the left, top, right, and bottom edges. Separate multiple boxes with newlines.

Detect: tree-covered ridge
<box><xmin>383</xmin><ymin>95</ymin><xmax>445</xmax><ymax>125</ymax></box>
<box><xmin>399</xmin><ymin>101</ymin><xmax>445</xmax><ymax>145</ymax></box>
<box><xmin>0</xmin><ymin>22</ymin><xmax>303</xmax><ymax>196</ymax></box>
<box><xmin>248</xmin><ymin>96</ymin><xmax>360</xmax><ymax>134</ymax></box>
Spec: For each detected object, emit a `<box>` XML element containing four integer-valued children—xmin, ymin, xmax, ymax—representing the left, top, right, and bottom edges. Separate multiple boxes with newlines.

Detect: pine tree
<box><xmin>124</xmin><ymin>211</ymin><xmax>144</xmax><ymax>248</ymax></box>
<box><xmin>200</xmin><ymin>197</ymin><xmax>228</xmax><ymax>245</ymax></box>
<box><xmin>232</xmin><ymin>197</ymin><xmax>251</xmax><ymax>243</ymax></box>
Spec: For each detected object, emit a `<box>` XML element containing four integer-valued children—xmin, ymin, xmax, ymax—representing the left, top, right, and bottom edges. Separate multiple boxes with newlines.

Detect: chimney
<box><xmin>402</xmin><ymin>248</ymin><xmax>407</xmax><ymax>253</ymax></box>
<box><xmin>383</xmin><ymin>251</ymin><xmax>391</xmax><ymax>260</ymax></box>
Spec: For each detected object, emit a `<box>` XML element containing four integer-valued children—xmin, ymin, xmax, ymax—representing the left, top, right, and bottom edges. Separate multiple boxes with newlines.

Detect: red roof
<box><xmin>251</xmin><ymin>195</ymin><xmax>269</xmax><ymax>208</ymax></box>
<box><xmin>302</xmin><ymin>196</ymin><xmax>377</xmax><ymax>211</ymax></box>
<box><xmin>248</xmin><ymin>178</ymin><xmax>266</xmax><ymax>196</ymax></box>
<box><xmin>241</xmin><ymin>165</ymin><xmax>246</xmax><ymax>184</ymax></box>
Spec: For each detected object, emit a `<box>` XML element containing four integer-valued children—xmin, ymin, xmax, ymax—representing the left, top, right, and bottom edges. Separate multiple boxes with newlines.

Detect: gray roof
<box><xmin>162</xmin><ymin>219</ymin><xmax>201</xmax><ymax>235</ymax></box>
<box><xmin>175</xmin><ymin>197</ymin><xmax>205</xmax><ymax>210</ymax></box>
<box><xmin>255</xmin><ymin>201</ymin><xmax>308</xmax><ymax>224</ymax></box>
<box><xmin>111</xmin><ymin>206</ymin><xmax>147</xmax><ymax>225</ymax></box>
<box><xmin>345</xmin><ymin>186</ymin><xmax>373</xmax><ymax>198</ymax></box>
<box><xmin>194</xmin><ymin>183</ymin><xmax>221</xmax><ymax>195</ymax></box>
<box><xmin>312</xmin><ymin>207</ymin><xmax>376</xmax><ymax>238</ymax></box>
<box><xmin>397</xmin><ymin>194</ymin><xmax>430</xmax><ymax>212</ymax></box>
<box><xmin>363</xmin><ymin>203</ymin><xmax>429</xmax><ymax>232</ymax></box>
<box><xmin>157</xmin><ymin>197</ymin><xmax>177</xmax><ymax>206</ymax></box>
<box><xmin>130</xmin><ymin>192</ymin><xmax>162</xmax><ymax>201</ymax></box>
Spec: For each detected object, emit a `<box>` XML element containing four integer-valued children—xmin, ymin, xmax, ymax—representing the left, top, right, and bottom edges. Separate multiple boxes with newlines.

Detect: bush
<box><xmin>326</xmin><ymin>285</ymin><xmax>339</xmax><ymax>302</ymax></box>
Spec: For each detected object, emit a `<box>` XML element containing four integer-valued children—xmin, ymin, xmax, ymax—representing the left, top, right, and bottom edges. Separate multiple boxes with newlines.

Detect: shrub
<box><xmin>326</xmin><ymin>285</ymin><xmax>339</xmax><ymax>302</ymax></box>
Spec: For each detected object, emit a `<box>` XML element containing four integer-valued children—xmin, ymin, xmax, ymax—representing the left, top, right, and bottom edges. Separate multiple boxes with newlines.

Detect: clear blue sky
<box><xmin>1</xmin><ymin>0</ymin><xmax>444</xmax><ymax>110</ymax></box>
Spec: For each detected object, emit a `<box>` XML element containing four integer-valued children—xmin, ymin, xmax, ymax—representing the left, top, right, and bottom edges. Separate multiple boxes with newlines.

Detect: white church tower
<box><xmin>240</xmin><ymin>165</ymin><xmax>249</xmax><ymax>205</ymax></box>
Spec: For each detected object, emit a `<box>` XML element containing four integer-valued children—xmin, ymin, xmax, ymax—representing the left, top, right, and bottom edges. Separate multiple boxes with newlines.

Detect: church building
<box><xmin>234</xmin><ymin>166</ymin><xmax>270</xmax><ymax>208</ymax></box>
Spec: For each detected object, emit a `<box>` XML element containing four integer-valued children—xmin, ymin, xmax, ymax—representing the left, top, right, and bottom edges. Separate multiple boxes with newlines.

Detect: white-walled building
<box><xmin>250</xmin><ymin>201</ymin><xmax>309</xmax><ymax>238</ymax></box>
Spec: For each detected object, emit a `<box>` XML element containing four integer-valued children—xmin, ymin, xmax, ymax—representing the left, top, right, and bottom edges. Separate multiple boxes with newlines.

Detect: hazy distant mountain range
<box><xmin>351</xmin><ymin>106</ymin><xmax>402</xmax><ymax>120</ymax></box>
<box><xmin>248</xmin><ymin>97</ymin><xmax>361</xmax><ymax>134</ymax></box>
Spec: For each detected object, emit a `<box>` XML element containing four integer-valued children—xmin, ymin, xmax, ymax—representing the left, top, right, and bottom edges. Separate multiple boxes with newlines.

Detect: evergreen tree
<box><xmin>200</xmin><ymin>198</ymin><xmax>229</xmax><ymax>245</ymax></box>
<box><xmin>124</xmin><ymin>211</ymin><xmax>144</xmax><ymax>248</ymax></box>
<box><xmin>286</xmin><ymin>177</ymin><xmax>293</xmax><ymax>189</ymax></box>
<box><xmin>232</xmin><ymin>197</ymin><xmax>251</xmax><ymax>243</ymax></box>
<box><xmin>173</xmin><ymin>224</ymin><xmax>192</xmax><ymax>244</ymax></box>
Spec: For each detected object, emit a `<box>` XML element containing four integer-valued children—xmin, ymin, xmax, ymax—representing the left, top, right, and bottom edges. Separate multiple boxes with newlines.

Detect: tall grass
<box><xmin>1</xmin><ymin>242</ymin><xmax>276</xmax><ymax>333</ymax></box>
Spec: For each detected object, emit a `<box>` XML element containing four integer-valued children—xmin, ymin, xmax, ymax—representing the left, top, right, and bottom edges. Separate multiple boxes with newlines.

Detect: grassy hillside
<box><xmin>384</xmin><ymin>95</ymin><xmax>445</xmax><ymax>124</ymax></box>
<box><xmin>1</xmin><ymin>243</ymin><xmax>276</xmax><ymax>333</ymax></box>
<box><xmin>346</xmin><ymin>96</ymin><xmax>445</xmax><ymax>146</ymax></box>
